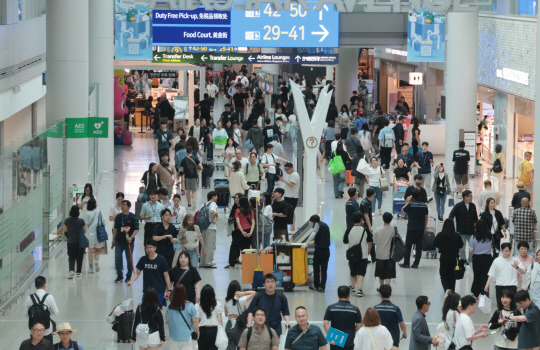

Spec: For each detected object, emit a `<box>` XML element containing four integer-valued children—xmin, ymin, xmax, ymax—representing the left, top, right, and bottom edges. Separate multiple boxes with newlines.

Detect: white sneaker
<box><xmin>75</xmin><ymin>273</ymin><xmax>82</xmax><ymax>278</ymax></box>
<box><xmin>95</xmin><ymin>262</ymin><xmax>100</xmax><ymax>272</ymax></box>
<box><xmin>88</xmin><ymin>266</ymin><xmax>94</xmax><ymax>274</ymax></box>
<box><xmin>68</xmin><ymin>271</ymin><xmax>75</xmax><ymax>280</ymax></box>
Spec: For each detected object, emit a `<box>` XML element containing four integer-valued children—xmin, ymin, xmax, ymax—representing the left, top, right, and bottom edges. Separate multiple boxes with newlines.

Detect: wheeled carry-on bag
<box><xmin>202</xmin><ymin>163</ymin><xmax>214</xmax><ymax>189</ymax></box>
<box><xmin>115</xmin><ymin>310</ymin><xmax>134</xmax><ymax>343</ymax></box>
<box><xmin>214</xmin><ymin>178</ymin><xmax>230</xmax><ymax>207</ymax></box>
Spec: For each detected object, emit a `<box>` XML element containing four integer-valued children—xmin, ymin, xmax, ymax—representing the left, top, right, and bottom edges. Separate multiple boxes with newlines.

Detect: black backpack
<box><xmin>492</xmin><ymin>158</ymin><xmax>503</xmax><ymax>173</ymax></box>
<box><xmin>28</xmin><ymin>293</ymin><xmax>51</xmax><ymax>329</ymax></box>
<box><xmin>183</xmin><ymin>157</ymin><xmax>198</xmax><ymax>178</ymax></box>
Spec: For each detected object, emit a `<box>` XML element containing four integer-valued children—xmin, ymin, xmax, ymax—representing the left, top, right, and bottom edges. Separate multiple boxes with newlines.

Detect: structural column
<box><xmin>261</xmin><ymin>48</ymin><xmax>280</xmax><ymax>108</ymax></box>
<box><xmin>444</xmin><ymin>12</ymin><xmax>478</xmax><ymax>174</ymax></box>
<box><xmin>46</xmin><ymin>0</ymin><xmax>89</xmax><ymax>190</ymax></box>
<box><xmin>335</xmin><ymin>47</ymin><xmax>358</xmax><ymax>109</ymax></box>
<box><xmin>533</xmin><ymin>12</ymin><xmax>540</xmax><ymax>213</ymax></box>
<box><xmin>90</xmin><ymin>0</ymin><xmax>114</xmax><ymax>220</ymax></box>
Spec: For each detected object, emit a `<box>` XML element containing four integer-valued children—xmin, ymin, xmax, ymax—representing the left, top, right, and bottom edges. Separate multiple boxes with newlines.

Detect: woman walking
<box><xmin>77</xmin><ymin>183</ymin><xmax>94</xmax><ymax>215</ymax></box>
<box><xmin>331</xmin><ymin>141</ymin><xmax>352</xmax><ymax>198</ymax></box>
<box><xmin>261</xmin><ymin>192</ymin><xmax>273</xmax><ymax>248</ymax></box>
<box><xmin>359</xmin><ymin>123</ymin><xmax>372</xmax><ymax>156</ymax></box>
<box><xmin>132</xmin><ymin>288</ymin><xmax>165</xmax><ymax>350</ymax></box>
<box><xmin>64</xmin><ymin>205</ymin><xmax>87</xmax><ymax>279</ymax></box>
<box><xmin>141</xmin><ymin>163</ymin><xmax>162</xmax><ymax>198</ymax></box>
<box><xmin>166</xmin><ymin>284</ymin><xmax>200</xmax><ymax>349</ymax></box>
<box><xmin>224</xmin><ymin>280</ymin><xmax>256</xmax><ymax>350</ymax></box>
<box><xmin>480</xmin><ymin>197</ymin><xmax>506</xmax><ymax>257</ymax></box>
<box><xmin>84</xmin><ymin>198</ymin><xmax>105</xmax><ymax>274</ymax></box>
<box><xmin>442</xmin><ymin>292</ymin><xmax>461</xmax><ymax>350</ymax></box>
<box><xmin>229</xmin><ymin>160</ymin><xmax>250</xmax><ymax>199</ymax></box>
<box><xmin>157</xmin><ymin>153</ymin><xmax>176</xmax><ymax>200</ymax></box>
<box><xmin>197</xmin><ymin>284</ymin><xmax>224</xmax><ymax>350</ymax></box>
<box><xmin>153</xmin><ymin>208</ymin><xmax>179</xmax><ymax>268</ymax></box>
<box><xmin>226</xmin><ymin>196</ymin><xmax>254</xmax><ymax>269</ymax></box>
<box><xmin>338</xmin><ymin>104</ymin><xmax>351</xmax><ymax>139</ymax></box>
<box><xmin>434</xmin><ymin>219</ymin><xmax>464</xmax><ymax>293</ymax></box>
<box><xmin>523</xmin><ymin>249</ymin><xmax>540</xmax><ymax>305</ymax></box>
<box><xmin>411</xmin><ymin>118</ymin><xmax>421</xmax><ymax>156</ymax></box>
<box><xmin>470</xmin><ymin>219</ymin><xmax>494</xmax><ymax>298</ymax></box>
<box><xmin>487</xmin><ymin>289</ymin><xmax>521</xmax><ymax>350</ymax></box>
<box><xmin>492</xmin><ymin>144</ymin><xmax>506</xmax><ymax>192</ymax></box>
<box><xmin>223</xmin><ymin>137</ymin><xmax>238</xmax><ymax>177</ymax></box>
<box><xmin>178</xmin><ymin>213</ymin><xmax>205</xmax><ymax>269</ymax></box>
<box><xmin>432</xmin><ymin>163</ymin><xmax>452</xmax><ymax>222</ymax></box>
<box><xmin>353</xmin><ymin>308</ymin><xmax>394</xmax><ymax>350</ymax></box>
<box><xmin>170</xmin><ymin>252</ymin><xmax>202</xmax><ymax>304</ymax></box>
<box><xmin>365</xmin><ymin>157</ymin><xmax>385</xmax><ymax>215</ymax></box>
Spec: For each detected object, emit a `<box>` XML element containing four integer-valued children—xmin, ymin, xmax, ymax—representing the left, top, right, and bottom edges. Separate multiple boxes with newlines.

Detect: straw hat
<box><xmin>516</xmin><ymin>182</ymin><xmax>525</xmax><ymax>190</ymax></box>
<box><xmin>52</xmin><ymin>322</ymin><xmax>77</xmax><ymax>334</ymax></box>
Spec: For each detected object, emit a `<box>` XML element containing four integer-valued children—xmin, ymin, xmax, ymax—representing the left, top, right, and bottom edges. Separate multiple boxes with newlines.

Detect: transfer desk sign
<box><xmin>152</xmin><ymin>52</ymin><xmax>246</xmax><ymax>64</ymax></box>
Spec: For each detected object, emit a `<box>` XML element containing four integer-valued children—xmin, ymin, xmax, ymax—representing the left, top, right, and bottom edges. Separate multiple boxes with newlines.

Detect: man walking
<box><xmin>393</xmin><ymin>116</ymin><xmax>406</xmax><ymax>156</ymax></box>
<box><xmin>279</xmin><ymin>163</ymin><xmax>300</xmax><ymax>232</ymax></box>
<box><xmin>512</xmin><ymin>197</ymin><xmax>537</xmax><ymax>253</ymax></box>
<box><xmin>374</xmin><ymin>285</ymin><xmax>407</xmax><ymax>349</ymax></box>
<box><xmin>453</xmin><ymin>141</ymin><xmax>470</xmax><ymax>196</ymax></box>
<box><xmin>344</xmin><ymin>127</ymin><xmax>362</xmax><ymax>156</ymax></box>
<box><xmin>24</xmin><ymin>277</ymin><xmax>59</xmax><ymax>342</ymax></box>
<box><xmin>302</xmin><ymin>215</ymin><xmax>331</xmax><ymax>292</ymax></box>
<box><xmin>512</xmin><ymin>181</ymin><xmax>531</xmax><ymax>209</ymax></box>
<box><xmin>272</xmin><ymin>188</ymin><xmax>290</xmax><ymax>241</ymax></box>
<box><xmin>285</xmin><ymin>307</ymin><xmax>327</xmax><ymax>350</ymax></box>
<box><xmin>112</xmin><ymin>200</ymin><xmax>139</xmax><ymax>282</ymax></box>
<box><xmin>519</xmin><ymin>151</ymin><xmax>534</xmax><ymax>197</ymax></box>
<box><xmin>510</xmin><ymin>290</ymin><xmax>540</xmax><ymax>350</ymax></box>
<box><xmin>477</xmin><ymin>179</ymin><xmax>501</xmax><ymax>208</ymax></box>
<box><xmin>139</xmin><ymin>190</ymin><xmax>164</xmax><ymax>241</ymax></box>
<box><xmin>344</xmin><ymin>187</ymin><xmax>360</xmax><ymax>244</ymax></box>
<box><xmin>261</xmin><ymin>144</ymin><xmax>286</xmax><ymax>194</ymax></box>
<box><xmin>179</xmin><ymin>146</ymin><xmax>203</xmax><ymax>208</ymax></box>
<box><xmin>246</xmin><ymin>274</ymin><xmax>291</xmax><ymax>336</ymax></box>
<box><xmin>323</xmin><ymin>286</ymin><xmax>362</xmax><ymax>350</ymax></box>
<box><xmin>378</xmin><ymin>119</ymin><xmax>395</xmax><ymax>170</ymax></box>
<box><xmin>410</xmin><ymin>296</ymin><xmax>438</xmax><ymax>350</ymax></box>
<box><xmin>199</xmin><ymin>191</ymin><xmax>219</xmax><ymax>268</ymax></box>
<box><xmin>453</xmin><ymin>295</ymin><xmax>489</xmax><ymax>349</ymax></box>
<box><xmin>414</xmin><ymin>142</ymin><xmax>433</xmax><ymax>198</ymax></box>
<box><xmin>238</xmin><ymin>307</ymin><xmax>279</xmax><ymax>350</ymax></box>
<box><xmin>155</xmin><ymin>121</ymin><xmax>173</xmax><ymax>157</ymax></box>
<box><xmin>347</xmin><ymin>212</ymin><xmax>371</xmax><ymax>297</ymax></box>
<box><xmin>404</xmin><ymin>174</ymin><xmax>429</xmax><ymax>204</ymax></box>
<box><xmin>448</xmin><ymin>190</ymin><xmax>478</xmax><ymax>265</ymax></box>
<box><xmin>400</xmin><ymin>189</ymin><xmax>429</xmax><ymax>268</ymax></box>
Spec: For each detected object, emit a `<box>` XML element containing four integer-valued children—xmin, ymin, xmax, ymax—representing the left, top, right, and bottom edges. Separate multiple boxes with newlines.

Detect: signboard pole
<box><xmin>290</xmin><ymin>80</ymin><xmax>332</xmax><ymax>218</ymax></box>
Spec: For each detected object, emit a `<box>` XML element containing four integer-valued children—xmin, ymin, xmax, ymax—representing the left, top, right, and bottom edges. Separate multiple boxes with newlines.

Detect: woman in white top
<box><xmin>109</xmin><ymin>192</ymin><xmax>124</xmax><ymax>222</ymax></box>
<box><xmin>224</xmin><ymin>280</ymin><xmax>256</xmax><ymax>350</ymax></box>
<box><xmin>442</xmin><ymin>292</ymin><xmax>460</xmax><ymax>349</ymax></box>
<box><xmin>354</xmin><ymin>308</ymin><xmax>393</xmax><ymax>350</ymax></box>
<box><xmin>358</xmin><ymin>123</ymin><xmax>372</xmax><ymax>156</ymax></box>
<box><xmin>212</xmin><ymin>121</ymin><xmax>228</xmax><ymax>140</ymax></box>
<box><xmin>364</xmin><ymin>157</ymin><xmax>385</xmax><ymax>215</ymax></box>
<box><xmin>84</xmin><ymin>198</ymin><xmax>105</xmax><ymax>274</ymax></box>
<box><xmin>222</xmin><ymin>138</ymin><xmax>238</xmax><ymax>177</ymax></box>
<box><xmin>77</xmin><ymin>183</ymin><xmax>94</xmax><ymax>216</ymax></box>
<box><xmin>261</xmin><ymin>192</ymin><xmax>273</xmax><ymax>248</ymax></box>
<box><xmin>338</xmin><ymin>104</ymin><xmax>351</xmax><ymax>136</ymax></box>
<box><xmin>197</xmin><ymin>284</ymin><xmax>224</xmax><ymax>350</ymax></box>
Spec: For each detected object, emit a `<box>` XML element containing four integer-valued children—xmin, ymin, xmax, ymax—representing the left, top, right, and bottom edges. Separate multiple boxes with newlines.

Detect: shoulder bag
<box><xmin>178</xmin><ymin>308</ymin><xmax>198</xmax><ymax>340</ymax></box>
<box><xmin>78</xmin><ymin>219</ymin><xmax>89</xmax><ymax>249</ymax></box>
<box><xmin>329</xmin><ymin>151</ymin><xmax>346</xmax><ymax>175</ymax></box>
<box><xmin>379</xmin><ymin>167</ymin><xmax>389</xmax><ymax>192</ymax></box>
<box><xmin>96</xmin><ymin>211</ymin><xmax>108</xmax><ymax>243</ymax></box>
<box><xmin>346</xmin><ymin>229</ymin><xmax>366</xmax><ymax>261</ymax></box>
<box><xmin>367</xmin><ymin>328</ymin><xmax>378</xmax><ymax>349</ymax></box>
<box><xmin>291</xmin><ymin>325</ymin><xmax>311</xmax><ymax>346</ymax></box>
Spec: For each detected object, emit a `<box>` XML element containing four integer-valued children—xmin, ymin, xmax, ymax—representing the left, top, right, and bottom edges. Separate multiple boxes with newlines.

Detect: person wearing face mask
<box><xmin>431</xmin><ymin>163</ymin><xmax>452</xmax><ymax>222</ymax></box>
<box><xmin>404</xmin><ymin>174</ymin><xmax>428</xmax><ymax>204</ymax></box>
<box><xmin>153</xmin><ymin>209</ymin><xmax>179</xmax><ymax>268</ymax></box>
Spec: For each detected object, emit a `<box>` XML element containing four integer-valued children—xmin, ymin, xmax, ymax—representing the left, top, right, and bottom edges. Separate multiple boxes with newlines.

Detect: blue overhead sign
<box><xmin>152</xmin><ymin>5</ymin><xmax>339</xmax><ymax>48</ymax></box>
<box><xmin>246</xmin><ymin>53</ymin><xmax>339</xmax><ymax>65</ymax></box>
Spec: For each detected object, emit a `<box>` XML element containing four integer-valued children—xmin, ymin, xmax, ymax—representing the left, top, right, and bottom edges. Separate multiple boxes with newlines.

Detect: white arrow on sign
<box><xmin>312</xmin><ymin>25</ymin><xmax>329</xmax><ymax>42</ymax></box>
<box><xmin>154</xmin><ymin>54</ymin><xmax>160</xmax><ymax>61</ymax></box>
<box><xmin>201</xmin><ymin>55</ymin><xmax>207</xmax><ymax>62</ymax></box>
<box><xmin>295</xmin><ymin>55</ymin><xmax>301</xmax><ymax>63</ymax></box>
<box><xmin>319</xmin><ymin>4</ymin><xmax>328</xmax><ymax>21</ymax></box>
<box><xmin>248</xmin><ymin>55</ymin><xmax>254</xmax><ymax>62</ymax></box>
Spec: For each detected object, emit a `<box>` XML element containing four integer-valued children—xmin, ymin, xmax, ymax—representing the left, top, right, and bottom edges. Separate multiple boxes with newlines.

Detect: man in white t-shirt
<box><xmin>279</xmin><ymin>163</ymin><xmax>300</xmax><ymax>232</ymax></box>
<box><xmin>261</xmin><ymin>144</ymin><xmax>287</xmax><ymax>194</ymax></box>
<box><xmin>270</xmin><ymin>136</ymin><xmax>286</xmax><ymax>165</ymax></box>
<box><xmin>485</xmin><ymin>242</ymin><xmax>525</xmax><ymax>309</ymax></box>
<box><xmin>229</xmin><ymin>149</ymin><xmax>249</xmax><ymax>173</ymax></box>
<box><xmin>453</xmin><ymin>295</ymin><xmax>489</xmax><ymax>349</ymax></box>
<box><xmin>200</xmin><ymin>191</ymin><xmax>219</xmax><ymax>269</ymax></box>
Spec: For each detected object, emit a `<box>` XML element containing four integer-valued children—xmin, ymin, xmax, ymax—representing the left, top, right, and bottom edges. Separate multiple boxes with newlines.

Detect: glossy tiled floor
<box><xmin>0</xmin><ymin>96</ymin><xmax>520</xmax><ymax>349</ymax></box>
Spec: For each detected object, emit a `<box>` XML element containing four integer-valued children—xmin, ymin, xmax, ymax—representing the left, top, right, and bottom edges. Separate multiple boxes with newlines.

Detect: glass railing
<box><xmin>0</xmin><ymin>121</ymin><xmax>65</xmax><ymax>306</ymax></box>
<box><xmin>18</xmin><ymin>0</ymin><xmax>46</xmax><ymax>21</ymax></box>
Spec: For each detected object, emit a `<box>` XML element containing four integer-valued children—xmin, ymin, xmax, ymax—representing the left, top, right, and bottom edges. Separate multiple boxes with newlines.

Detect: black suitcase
<box><xmin>202</xmin><ymin>174</ymin><xmax>212</xmax><ymax>189</ymax></box>
<box><xmin>115</xmin><ymin>310</ymin><xmax>134</xmax><ymax>343</ymax></box>
<box><xmin>202</xmin><ymin>163</ymin><xmax>214</xmax><ymax>177</ymax></box>
<box><xmin>216</xmin><ymin>188</ymin><xmax>230</xmax><ymax>207</ymax></box>
<box><xmin>422</xmin><ymin>231</ymin><xmax>436</xmax><ymax>251</ymax></box>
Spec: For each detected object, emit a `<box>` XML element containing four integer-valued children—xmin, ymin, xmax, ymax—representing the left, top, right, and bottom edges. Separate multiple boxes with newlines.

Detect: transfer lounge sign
<box><xmin>66</xmin><ymin>118</ymin><xmax>109</xmax><ymax>138</ymax></box>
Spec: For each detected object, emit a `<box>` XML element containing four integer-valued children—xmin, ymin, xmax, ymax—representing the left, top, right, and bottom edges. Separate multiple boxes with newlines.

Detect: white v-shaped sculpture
<box><xmin>289</xmin><ymin>79</ymin><xmax>333</xmax><ymax>218</ymax></box>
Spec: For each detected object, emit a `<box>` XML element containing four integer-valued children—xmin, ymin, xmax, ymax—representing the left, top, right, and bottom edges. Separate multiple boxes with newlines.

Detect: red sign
<box><xmin>206</xmin><ymin>71</ymin><xmax>224</xmax><ymax>78</ymax></box>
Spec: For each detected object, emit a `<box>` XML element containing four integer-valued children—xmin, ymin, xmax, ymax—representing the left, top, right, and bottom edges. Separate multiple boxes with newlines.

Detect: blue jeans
<box><xmin>369</xmin><ymin>186</ymin><xmax>383</xmax><ymax>211</ymax></box>
<box><xmin>115</xmin><ymin>240</ymin><xmax>134</xmax><ymax>278</ymax></box>
<box><xmin>266</xmin><ymin>173</ymin><xmax>277</xmax><ymax>193</ymax></box>
<box><xmin>333</xmin><ymin>172</ymin><xmax>346</xmax><ymax>197</ymax></box>
<box><xmin>186</xmin><ymin>249</ymin><xmax>199</xmax><ymax>269</ymax></box>
<box><xmin>434</xmin><ymin>192</ymin><xmax>446</xmax><ymax>218</ymax></box>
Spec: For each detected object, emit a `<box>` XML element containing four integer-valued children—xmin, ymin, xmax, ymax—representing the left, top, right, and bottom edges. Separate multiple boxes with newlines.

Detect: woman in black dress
<box><xmin>153</xmin><ymin>208</ymin><xmax>178</xmax><ymax>268</ymax></box>
<box><xmin>170</xmin><ymin>251</ymin><xmax>202</xmax><ymax>304</ymax></box>
<box><xmin>411</xmin><ymin>118</ymin><xmax>421</xmax><ymax>156</ymax></box>
<box><xmin>434</xmin><ymin>219</ymin><xmax>464</xmax><ymax>293</ymax></box>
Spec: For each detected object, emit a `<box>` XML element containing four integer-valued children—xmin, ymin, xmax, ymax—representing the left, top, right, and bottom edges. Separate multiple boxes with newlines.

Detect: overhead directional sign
<box><xmin>152</xmin><ymin>52</ymin><xmax>245</xmax><ymax>64</ymax></box>
<box><xmin>152</xmin><ymin>5</ymin><xmax>338</xmax><ymax>48</ymax></box>
<box><xmin>246</xmin><ymin>53</ymin><xmax>339</xmax><ymax>65</ymax></box>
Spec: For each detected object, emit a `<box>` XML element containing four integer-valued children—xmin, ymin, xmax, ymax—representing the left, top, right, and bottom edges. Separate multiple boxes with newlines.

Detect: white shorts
<box><xmin>170</xmin><ymin>339</ymin><xmax>194</xmax><ymax>349</ymax></box>
<box><xmin>137</xmin><ymin>331</ymin><xmax>161</xmax><ymax>348</ymax></box>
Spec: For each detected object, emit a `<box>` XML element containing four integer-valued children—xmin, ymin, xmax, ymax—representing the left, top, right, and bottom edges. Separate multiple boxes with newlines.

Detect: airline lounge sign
<box><xmin>66</xmin><ymin>118</ymin><xmax>109</xmax><ymax>138</ymax></box>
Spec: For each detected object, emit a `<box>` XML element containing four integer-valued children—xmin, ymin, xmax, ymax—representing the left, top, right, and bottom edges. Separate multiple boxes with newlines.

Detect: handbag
<box><xmin>79</xmin><ymin>227</ymin><xmax>89</xmax><ymax>249</ymax></box>
<box><xmin>96</xmin><ymin>212</ymin><xmax>108</xmax><ymax>243</ymax></box>
<box><xmin>478</xmin><ymin>294</ymin><xmax>492</xmax><ymax>313</ymax></box>
<box><xmin>178</xmin><ymin>309</ymin><xmax>198</xmax><ymax>340</ymax></box>
<box><xmin>215</xmin><ymin>324</ymin><xmax>228</xmax><ymax>350</ymax></box>
<box><xmin>454</xmin><ymin>259</ymin><xmax>466</xmax><ymax>280</ymax></box>
<box><xmin>329</xmin><ymin>151</ymin><xmax>346</xmax><ymax>175</ymax></box>
<box><xmin>379</xmin><ymin>167</ymin><xmax>389</xmax><ymax>191</ymax></box>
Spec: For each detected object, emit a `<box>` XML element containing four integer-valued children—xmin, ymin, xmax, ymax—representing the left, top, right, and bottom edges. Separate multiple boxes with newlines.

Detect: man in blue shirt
<box><xmin>155</xmin><ymin>121</ymin><xmax>173</xmax><ymax>157</ymax></box>
<box><xmin>400</xmin><ymin>189</ymin><xmax>429</xmax><ymax>268</ymax></box>
<box><xmin>414</xmin><ymin>142</ymin><xmax>433</xmax><ymax>199</ymax></box>
<box><xmin>511</xmin><ymin>290</ymin><xmax>540</xmax><ymax>349</ymax></box>
<box><xmin>397</xmin><ymin>143</ymin><xmax>415</xmax><ymax>169</ymax></box>
<box><xmin>247</xmin><ymin>274</ymin><xmax>291</xmax><ymax>336</ymax></box>
<box><xmin>353</xmin><ymin>115</ymin><xmax>367</xmax><ymax>133</ymax></box>
<box><xmin>343</xmin><ymin>187</ymin><xmax>360</xmax><ymax>244</ymax></box>
<box><xmin>374</xmin><ymin>285</ymin><xmax>407</xmax><ymax>348</ymax></box>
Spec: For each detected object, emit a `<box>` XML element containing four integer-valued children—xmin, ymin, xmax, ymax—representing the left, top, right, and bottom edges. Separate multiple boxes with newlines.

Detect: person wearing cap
<box><xmin>53</xmin><ymin>322</ymin><xmax>85</xmax><ymax>350</ymax></box>
<box><xmin>512</xmin><ymin>181</ymin><xmax>531</xmax><ymax>209</ymax></box>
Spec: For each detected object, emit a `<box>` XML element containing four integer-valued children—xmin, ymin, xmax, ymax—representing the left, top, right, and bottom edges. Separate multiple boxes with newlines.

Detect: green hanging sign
<box><xmin>66</xmin><ymin>118</ymin><xmax>109</xmax><ymax>138</ymax></box>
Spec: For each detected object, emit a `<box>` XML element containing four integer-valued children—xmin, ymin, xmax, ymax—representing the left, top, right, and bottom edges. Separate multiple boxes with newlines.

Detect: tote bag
<box><xmin>329</xmin><ymin>151</ymin><xmax>346</xmax><ymax>175</ymax></box>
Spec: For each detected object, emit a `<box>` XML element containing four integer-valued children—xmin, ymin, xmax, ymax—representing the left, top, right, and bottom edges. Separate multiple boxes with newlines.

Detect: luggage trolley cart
<box><xmin>213</xmin><ymin>137</ymin><xmax>227</xmax><ymax>172</ymax></box>
<box><xmin>392</xmin><ymin>181</ymin><xmax>408</xmax><ymax>218</ymax></box>
<box><xmin>423</xmin><ymin>216</ymin><xmax>438</xmax><ymax>259</ymax></box>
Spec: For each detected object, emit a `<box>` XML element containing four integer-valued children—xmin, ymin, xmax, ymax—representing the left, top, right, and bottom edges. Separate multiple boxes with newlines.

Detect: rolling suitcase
<box><xmin>202</xmin><ymin>163</ymin><xmax>214</xmax><ymax>189</ymax></box>
<box><xmin>214</xmin><ymin>178</ymin><xmax>230</xmax><ymax>207</ymax></box>
<box><xmin>115</xmin><ymin>310</ymin><xmax>134</xmax><ymax>343</ymax></box>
